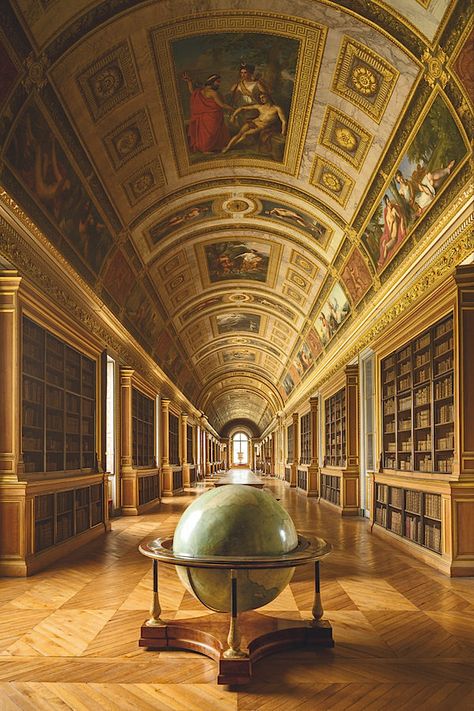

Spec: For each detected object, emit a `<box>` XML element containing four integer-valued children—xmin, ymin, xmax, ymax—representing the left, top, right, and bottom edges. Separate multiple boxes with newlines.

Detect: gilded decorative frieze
<box><xmin>319</xmin><ymin>106</ymin><xmax>372</xmax><ymax>170</ymax></box>
<box><xmin>332</xmin><ymin>36</ymin><xmax>399</xmax><ymax>123</ymax></box>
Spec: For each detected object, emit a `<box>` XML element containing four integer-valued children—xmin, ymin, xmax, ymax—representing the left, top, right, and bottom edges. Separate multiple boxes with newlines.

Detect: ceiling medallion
<box><xmin>222</xmin><ymin>197</ymin><xmax>256</xmax><ymax>215</ymax></box>
<box><xmin>421</xmin><ymin>47</ymin><xmax>449</xmax><ymax>89</ymax></box>
<box><xmin>228</xmin><ymin>293</ymin><xmax>252</xmax><ymax>303</ymax></box>
<box><xmin>310</xmin><ymin>157</ymin><xmax>354</xmax><ymax>207</ymax></box>
<box><xmin>332</xmin><ymin>37</ymin><xmax>399</xmax><ymax>123</ymax></box>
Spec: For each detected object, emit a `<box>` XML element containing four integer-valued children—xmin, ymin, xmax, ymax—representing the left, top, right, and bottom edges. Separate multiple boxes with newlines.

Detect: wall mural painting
<box><xmin>173</xmin><ymin>33</ymin><xmax>298</xmax><ymax>162</ymax></box>
<box><xmin>149</xmin><ymin>200</ymin><xmax>213</xmax><ymax>245</ymax></box>
<box><xmin>361</xmin><ymin>95</ymin><xmax>466</xmax><ymax>272</ymax></box>
<box><xmin>341</xmin><ymin>247</ymin><xmax>372</xmax><ymax>304</ymax></box>
<box><xmin>306</xmin><ymin>327</ymin><xmax>323</xmax><ymax>359</ymax></box>
<box><xmin>293</xmin><ymin>341</ymin><xmax>314</xmax><ymax>379</ymax></box>
<box><xmin>282</xmin><ymin>371</ymin><xmax>295</xmax><ymax>397</ymax></box>
<box><xmin>314</xmin><ymin>282</ymin><xmax>350</xmax><ymax>346</ymax></box>
<box><xmin>260</xmin><ymin>199</ymin><xmax>329</xmax><ymax>244</ymax></box>
<box><xmin>5</xmin><ymin>103</ymin><xmax>114</xmax><ymax>276</ymax></box>
<box><xmin>101</xmin><ymin>248</ymin><xmax>135</xmax><ymax>307</ymax></box>
<box><xmin>216</xmin><ymin>312</ymin><xmax>261</xmax><ymax>334</ymax></box>
<box><xmin>205</xmin><ymin>241</ymin><xmax>270</xmax><ymax>283</ymax></box>
<box><xmin>124</xmin><ymin>282</ymin><xmax>162</xmax><ymax>346</ymax></box>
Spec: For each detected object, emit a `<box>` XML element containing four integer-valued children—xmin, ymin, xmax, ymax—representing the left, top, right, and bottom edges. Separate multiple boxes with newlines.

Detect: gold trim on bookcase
<box><xmin>149</xmin><ymin>12</ymin><xmax>326</xmax><ymax>178</ymax></box>
<box><xmin>318</xmin><ymin>106</ymin><xmax>373</xmax><ymax>170</ymax></box>
<box><xmin>332</xmin><ymin>36</ymin><xmax>400</xmax><ymax>124</ymax></box>
<box><xmin>310</xmin><ymin>157</ymin><xmax>354</xmax><ymax>207</ymax></box>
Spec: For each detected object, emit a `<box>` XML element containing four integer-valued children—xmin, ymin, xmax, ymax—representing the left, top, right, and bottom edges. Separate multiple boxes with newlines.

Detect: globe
<box><xmin>173</xmin><ymin>484</ymin><xmax>298</xmax><ymax>612</ymax></box>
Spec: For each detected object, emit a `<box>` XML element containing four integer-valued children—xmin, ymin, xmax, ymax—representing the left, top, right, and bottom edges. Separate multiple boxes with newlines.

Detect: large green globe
<box><xmin>173</xmin><ymin>484</ymin><xmax>298</xmax><ymax>612</ymax></box>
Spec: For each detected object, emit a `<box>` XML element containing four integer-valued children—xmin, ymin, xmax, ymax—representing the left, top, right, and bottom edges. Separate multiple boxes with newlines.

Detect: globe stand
<box><xmin>139</xmin><ymin>536</ymin><xmax>334</xmax><ymax>685</ymax></box>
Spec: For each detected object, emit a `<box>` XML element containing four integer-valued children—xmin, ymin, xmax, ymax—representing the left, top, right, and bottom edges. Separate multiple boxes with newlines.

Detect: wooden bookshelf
<box><xmin>381</xmin><ymin>314</ymin><xmax>454</xmax><ymax>475</ymax></box>
<box><xmin>169</xmin><ymin>413</ymin><xmax>179</xmax><ymax>466</ymax></box>
<box><xmin>320</xmin><ymin>365</ymin><xmax>359</xmax><ymax>515</ymax></box>
<box><xmin>300</xmin><ymin>412</ymin><xmax>311</xmax><ymax>465</ymax></box>
<box><xmin>374</xmin><ymin>483</ymin><xmax>441</xmax><ymax>554</ymax></box>
<box><xmin>297</xmin><ymin>469</ymin><xmax>307</xmax><ymax>490</ymax></box>
<box><xmin>132</xmin><ymin>388</ymin><xmax>155</xmax><ymax>468</ymax></box>
<box><xmin>324</xmin><ymin>389</ymin><xmax>346</xmax><ymax>467</ymax></box>
<box><xmin>22</xmin><ymin>317</ymin><xmax>96</xmax><ymax>475</ymax></box>
<box><xmin>287</xmin><ymin>424</ymin><xmax>294</xmax><ymax>465</ymax></box>
<box><xmin>138</xmin><ymin>473</ymin><xmax>159</xmax><ymax>506</ymax></box>
<box><xmin>320</xmin><ymin>473</ymin><xmax>341</xmax><ymax>506</ymax></box>
<box><xmin>33</xmin><ymin>479</ymin><xmax>105</xmax><ymax>555</ymax></box>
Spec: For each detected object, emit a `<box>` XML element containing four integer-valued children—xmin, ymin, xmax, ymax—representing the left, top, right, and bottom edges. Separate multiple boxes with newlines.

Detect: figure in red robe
<box><xmin>182</xmin><ymin>73</ymin><xmax>232</xmax><ymax>153</ymax></box>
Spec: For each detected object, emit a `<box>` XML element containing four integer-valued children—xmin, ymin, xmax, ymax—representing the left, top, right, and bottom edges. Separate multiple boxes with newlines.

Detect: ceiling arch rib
<box><xmin>0</xmin><ymin>0</ymin><xmax>469</xmax><ymax>436</ymax></box>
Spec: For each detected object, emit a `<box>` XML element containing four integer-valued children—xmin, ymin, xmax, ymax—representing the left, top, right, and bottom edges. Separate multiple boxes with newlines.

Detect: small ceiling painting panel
<box><xmin>341</xmin><ymin>247</ymin><xmax>372</xmax><ymax>305</ymax></box>
<box><xmin>204</xmin><ymin>240</ymin><xmax>270</xmax><ymax>283</ymax></box>
<box><xmin>216</xmin><ymin>312</ymin><xmax>261</xmax><ymax>335</ymax></box>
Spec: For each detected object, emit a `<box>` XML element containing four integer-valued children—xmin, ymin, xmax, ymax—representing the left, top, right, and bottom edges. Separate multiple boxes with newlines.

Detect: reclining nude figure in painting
<box><xmin>222</xmin><ymin>93</ymin><xmax>286</xmax><ymax>153</ymax></box>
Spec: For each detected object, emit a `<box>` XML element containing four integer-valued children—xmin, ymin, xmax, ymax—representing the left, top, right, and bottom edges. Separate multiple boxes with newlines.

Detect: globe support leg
<box><xmin>311</xmin><ymin>560</ymin><xmax>324</xmax><ymax>624</ymax></box>
<box><xmin>223</xmin><ymin>569</ymin><xmax>247</xmax><ymax>659</ymax></box>
<box><xmin>146</xmin><ymin>559</ymin><xmax>165</xmax><ymax>627</ymax></box>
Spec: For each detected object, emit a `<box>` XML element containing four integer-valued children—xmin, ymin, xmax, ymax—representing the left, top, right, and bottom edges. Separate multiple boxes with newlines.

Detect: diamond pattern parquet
<box><xmin>0</xmin><ymin>479</ymin><xmax>472</xmax><ymax>710</ymax></box>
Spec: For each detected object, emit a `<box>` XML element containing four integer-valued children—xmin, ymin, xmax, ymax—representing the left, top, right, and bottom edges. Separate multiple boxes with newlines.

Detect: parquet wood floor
<box><xmin>1</xmin><ymin>480</ymin><xmax>473</xmax><ymax>710</ymax></box>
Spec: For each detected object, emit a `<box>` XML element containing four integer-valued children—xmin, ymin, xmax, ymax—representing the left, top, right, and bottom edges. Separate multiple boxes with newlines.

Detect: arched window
<box><xmin>232</xmin><ymin>431</ymin><xmax>249</xmax><ymax>465</ymax></box>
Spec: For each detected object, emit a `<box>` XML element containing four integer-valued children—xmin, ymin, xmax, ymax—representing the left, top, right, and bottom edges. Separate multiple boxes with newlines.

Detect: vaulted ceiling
<box><xmin>0</xmin><ymin>0</ymin><xmax>472</xmax><ymax>435</ymax></box>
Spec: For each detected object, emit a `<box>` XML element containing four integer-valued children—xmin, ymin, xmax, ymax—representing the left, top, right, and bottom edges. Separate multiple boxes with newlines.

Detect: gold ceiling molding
<box><xmin>422</xmin><ymin>46</ymin><xmax>449</xmax><ymax>88</ymax></box>
<box><xmin>122</xmin><ymin>159</ymin><xmax>166</xmax><ymax>207</ymax></box>
<box><xmin>310</xmin><ymin>157</ymin><xmax>354</xmax><ymax>207</ymax></box>
<box><xmin>331</xmin><ymin>36</ymin><xmax>400</xmax><ymax>123</ymax></box>
<box><xmin>150</xmin><ymin>12</ymin><xmax>326</xmax><ymax>178</ymax></box>
<box><xmin>319</xmin><ymin>106</ymin><xmax>373</xmax><ymax>170</ymax></box>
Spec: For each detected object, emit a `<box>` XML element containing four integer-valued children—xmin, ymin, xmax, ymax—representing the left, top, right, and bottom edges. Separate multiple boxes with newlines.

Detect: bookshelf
<box><xmin>138</xmin><ymin>473</ymin><xmax>159</xmax><ymax>506</ymax></box>
<box><xmin>324</xmin><ymin>389</ymin><xmax>346</xmax><ymax>467</ymax></box>
<box><xmin>320</xmin><ymin>365</ymin><xmax>359</xmax><ymax>514</ymax></box>
<box><xmin>169</xmin><ymin>413</ymin><xmax>179</xmax><ymax>465</ymax></box>
<box><xmin>34</xmin><ymin>481</ymin><xmax>104</xmax><ymax>554</ymax></box>
<box><xmin>22</xmin><ymin>317</ymin><xmax>96</xmax><ymax>475</ymax></box>
<box><xmin>300</xmin><ymin>412</ymin><xmax>311</xmax><ymax>465</ymax></box>
<box><xmin>131</xmin><ymin>388</ymin><xmax>155</xmax><ymax>468</ymax></box>
<box><xmin>297</xmin><ymin>469</ymin><xmax>307</xmax><ymax>490</ymax></box>
<box><xmin>187</xmin><ymin>423</ymin><xmax>194</xmax><ymax>465</ymax></box>
<box><xmin>374</xmin><ymin>483</ymin><xmax>441</xmax><ymax>554</ymax></box>
<box><xmin>287</xmin><ymin>424</ymin><xmax>294</xmax><ymax>464</ymax></box>
<box><xmin>381</xmin><ymin>314</ymin><xmax>454</xmax><ymax>474</ymax></box>
<box><xmin>320</xmin><ymin>474</ymin><xmax>341</xmax><ymax>506</ymax></box>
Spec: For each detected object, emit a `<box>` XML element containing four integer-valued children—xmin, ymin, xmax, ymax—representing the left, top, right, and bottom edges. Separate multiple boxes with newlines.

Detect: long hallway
<box><xmin>0</xmin><ymin>480</ymin><xmax>473</xmax><ymax>710</ymax></box>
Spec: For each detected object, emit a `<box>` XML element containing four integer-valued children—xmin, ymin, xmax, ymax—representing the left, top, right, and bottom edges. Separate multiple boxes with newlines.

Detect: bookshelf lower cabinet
<box><xmin>372</xmin><ymin>475</ymin><xmax>474</xmax><ymax>576</ymax></box>
<box><xmin>0</xmin><ymin>474</ymin><xmax>108</xmax><ymax>576</ymax></box>
<box><xmin>320</xmin><ymin>468</ymin><xmax>359</xmax><ymax>515</ymax></box>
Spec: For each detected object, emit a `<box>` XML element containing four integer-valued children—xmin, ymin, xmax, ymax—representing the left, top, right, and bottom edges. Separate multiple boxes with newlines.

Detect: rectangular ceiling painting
<box><xmin>205</xmin><ymin>240</ymin><xmax>270</xmax><ymax>283</ymax></box>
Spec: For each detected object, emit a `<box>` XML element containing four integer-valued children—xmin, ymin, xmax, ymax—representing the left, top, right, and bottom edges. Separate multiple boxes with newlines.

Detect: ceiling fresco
<box><xmin>0</xmin><ymin>0</ymin><xmax>472</xmax><ymax>435</ymax></box>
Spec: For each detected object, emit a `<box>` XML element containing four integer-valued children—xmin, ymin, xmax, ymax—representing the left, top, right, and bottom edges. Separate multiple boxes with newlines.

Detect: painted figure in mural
<box><xmin>395</xmin><ymin>160</ymin><xmax>455</xmax><ymax>217</ymax></box>
<box><xmin>222</xmin><ymin>93</ymin><xmax>286</xmax><ymax>153</ymax></box>
<box><xmin>166</xmin><ymin>204</ymin><xmax>210</xmax><ymax>227</ymax></box>
<box><xmin>230</xmin><ymin>63</ymin><xmax>268</xmax><ymax>108</ymax></box>
<box><xmin>237</xmin><ymin>248</ymin><xmax>263</xmax><ymax>273</ymax></box>
<box><xmin>378</xmin><ymin>194</ymin><xmax>407</xmax><ymax>268</ymax></box>
<box><xmin>181</xmin><ymin>72</ymin><xmax>233</xmax><ymax>153</ymax></box>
